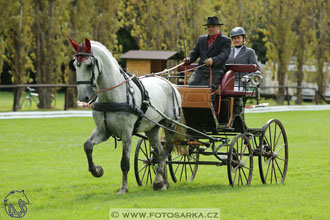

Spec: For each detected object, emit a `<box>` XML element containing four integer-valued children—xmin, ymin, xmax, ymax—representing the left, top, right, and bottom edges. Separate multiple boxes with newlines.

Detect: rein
<box><xmin>95</xmin><ymin>75</ymin><xmax>135</xmax><ymax>95</ymax></box>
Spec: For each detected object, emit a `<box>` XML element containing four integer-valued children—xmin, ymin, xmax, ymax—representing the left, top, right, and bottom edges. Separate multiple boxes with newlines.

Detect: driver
<box><xmin>183</xmin><ymin>16</ymin><xmax>231</xmax><ymax>88</ymax></box>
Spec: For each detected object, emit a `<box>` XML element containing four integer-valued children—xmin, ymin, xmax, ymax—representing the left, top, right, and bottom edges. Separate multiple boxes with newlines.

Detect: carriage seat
<box><xmin>221</xmin><ymin>64</ymin><xmax>258</xmax><ymax>96</ymax></box>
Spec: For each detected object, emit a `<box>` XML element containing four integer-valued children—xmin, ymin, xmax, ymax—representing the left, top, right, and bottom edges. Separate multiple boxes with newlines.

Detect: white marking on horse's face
<box><xmin>74</xmin><ymin>58</ymin><xmax>95</xmax><ymax>102</ymax></box>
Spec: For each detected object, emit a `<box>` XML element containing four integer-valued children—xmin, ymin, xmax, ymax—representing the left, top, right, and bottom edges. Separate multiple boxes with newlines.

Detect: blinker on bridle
<box><xmin>72</xmin><ymin>44</ymin><xmax>101</xmax><ymax>86</ymax></box>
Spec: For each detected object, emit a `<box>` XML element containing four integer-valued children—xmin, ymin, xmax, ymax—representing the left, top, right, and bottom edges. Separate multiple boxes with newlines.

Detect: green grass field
<box><xmin>0</xmin><ymin>110</ymin><xmax>329</xmax><ymax>219</ymax></box>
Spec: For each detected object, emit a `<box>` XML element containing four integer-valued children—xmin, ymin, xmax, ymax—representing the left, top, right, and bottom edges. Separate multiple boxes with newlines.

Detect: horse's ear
<box><xmin>70</xmin><ymin>38</ymin><xmax>79</xmax><ymax>52</ymax></box>
<box><xmin>85</xmin><ymin>38</ymin><xmax>91</xmax><ymax>50</ymax></box>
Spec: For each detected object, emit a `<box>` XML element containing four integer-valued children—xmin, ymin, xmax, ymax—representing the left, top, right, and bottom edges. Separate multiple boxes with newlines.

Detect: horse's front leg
<box><xmin>84</xmin><ymin>128</ymin><xmax>109</xmax><ymax>177</ymax></box>
<box><xmin>118</xmin><ymin>136</ymin><xmax>132</xmax><ymax>194</ymax></box>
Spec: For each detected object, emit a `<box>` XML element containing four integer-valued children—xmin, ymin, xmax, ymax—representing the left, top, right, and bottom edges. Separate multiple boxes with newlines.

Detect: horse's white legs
<box><xmin>118</xmin><ymin>135</ymin><xmax>132</xmax><ymax>194</ymax></box>
<box><xmin>84</xmin><ymin>128</ymin><xmax>110</xmax><ymax>177</ymax></box>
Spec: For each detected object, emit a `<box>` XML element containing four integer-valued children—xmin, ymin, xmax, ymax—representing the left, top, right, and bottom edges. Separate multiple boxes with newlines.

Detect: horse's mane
<box><xmin>91</xmin><ymin>41</ymin><xmax>120</xmax><ymax>69</ymax></box>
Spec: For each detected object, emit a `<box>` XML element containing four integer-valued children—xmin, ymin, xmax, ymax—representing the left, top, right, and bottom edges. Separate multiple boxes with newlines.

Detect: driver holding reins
<box><xmin>183</xmin><ymin>16</ymin><xmax>231</xmax><ymax>88</ymax></box>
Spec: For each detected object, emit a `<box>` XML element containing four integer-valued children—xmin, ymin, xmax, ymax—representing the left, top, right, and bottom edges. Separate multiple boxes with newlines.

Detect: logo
<box><xmin>4</xmin><ymin>190</ymin><xmax>29</xmax><ymax>218</ymax></box>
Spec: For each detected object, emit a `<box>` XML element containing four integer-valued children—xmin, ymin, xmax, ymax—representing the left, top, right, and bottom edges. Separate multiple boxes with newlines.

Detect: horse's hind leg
<box><xmin>145</xmin><ymin>126</ymin><xmax>167</xmax><ymax>190</ymax></box>
<box><xmin>84</xmin><ymin>128</ymin><xmax>109</xmax><ymax>178</ymax></box>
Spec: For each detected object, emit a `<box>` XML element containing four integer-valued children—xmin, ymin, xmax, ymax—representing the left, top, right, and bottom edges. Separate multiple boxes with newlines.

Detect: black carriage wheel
<box><xmin>21</xmin><ymin>98</ymin><xmax>31</xmax><ymax>110</ymax></box>
<box><xmin>134</xmin><ymin>138</ymin><xmax>157</xmax><ymax>186</ymax></box>
<box><xmin>258</xmin><ymin>119</ymin><xmax>288</xmax><ymax>184</ymax></box>
<box><xmin>168</xmin><ymin>146</ymin><xmax>199</xmax><ymax>183</ymax></box>
<box><xmin>227</xmin><ymin>134</ymin><xmax>253</xmax><ymax>187</ymax></box>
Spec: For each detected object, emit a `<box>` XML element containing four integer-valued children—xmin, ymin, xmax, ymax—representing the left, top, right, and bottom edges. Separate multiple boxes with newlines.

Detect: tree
<box><xmin>0</xmin><ymin>0</ymin><xmax>35</xmax><ymax>109</ymax></box>
<box><xmin>32</xmin><ymin>0</ymin><xmax>70</xmax><ymax>108</ymax></box>
<box><xmin>118</xmin><ymin>0</ymin><xmax>211</xmax><ymax>52</ymax></box>
<box><xmin>292</xmin><ymin>0</ymin><xmax>313</xmax><ymax>104</ymax></box>
<box><xmin>262</xmin><ymin>0</ymin><xmax>296</xmax><ymax>104</ymax></box>
<box><xmin>310</xmin><ymin>0</ymin><xmax>329</xmax><ymax>102</ymax></box>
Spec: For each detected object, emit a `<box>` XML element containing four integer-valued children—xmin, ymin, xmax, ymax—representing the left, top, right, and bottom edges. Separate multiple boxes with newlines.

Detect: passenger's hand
<box><xmin>183</xmin><ymin>57</ymin><xmax>191</xmax><ymax>65</ymax></box>
<box><xmin>204</xmin><ymin>58</ymin><xmax>213</xmax><ymax>67</ymax></box>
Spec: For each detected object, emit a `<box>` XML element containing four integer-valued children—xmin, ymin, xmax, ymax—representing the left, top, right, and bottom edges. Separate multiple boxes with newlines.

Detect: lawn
<box><xmin>0</xmin><ymin>110</ymin><xmax>329</xmax><ymax>219</ymax></box>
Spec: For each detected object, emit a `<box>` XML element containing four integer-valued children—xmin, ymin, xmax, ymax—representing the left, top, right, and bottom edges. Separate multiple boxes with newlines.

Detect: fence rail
<box><xmin>0</xmin><ymin>84</ymin><xmax>329</xmax><ymax>111</ymax></box>
<box><xmin>0</xmin><ymin>84</ymin><xmax>77</xmax><ymax>111</ymax></box>
<box><xmin>259</xmin><ymin>86</ymin><xmax>329</xmax><ymax>105</ymax></box>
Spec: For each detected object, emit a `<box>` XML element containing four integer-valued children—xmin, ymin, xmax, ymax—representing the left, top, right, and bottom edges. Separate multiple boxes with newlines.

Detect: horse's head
<box><xmin>69</xmin><ymin>38</ymin><xmax>102</xmax><ymax>102</ymax></box>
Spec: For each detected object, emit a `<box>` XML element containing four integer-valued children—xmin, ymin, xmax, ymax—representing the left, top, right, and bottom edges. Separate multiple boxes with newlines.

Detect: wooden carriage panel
<box><xmin>177</xmin><ymin>87</ymin><xmax>212</xmax><ymax>108</ymax></box>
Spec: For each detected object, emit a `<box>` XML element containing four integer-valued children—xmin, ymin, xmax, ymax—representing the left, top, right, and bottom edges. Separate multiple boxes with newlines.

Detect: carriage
<box><xmin>70</xmin><ymin>38</ymin><xmax>288</xmax><ymax>193</ymax></box>
<box><xmin>134</xmin><ymin>64</ymin><xmax>288</xmax><ymax>187</ymax></box>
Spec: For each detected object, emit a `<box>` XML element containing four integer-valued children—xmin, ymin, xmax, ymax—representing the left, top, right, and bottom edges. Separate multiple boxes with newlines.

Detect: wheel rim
<box><xmin>227</xmin><ymin>134</ymin><xmax>253</xmax><ymax>187</ymax></box>
<box><xmin>168</xmin><ymin>146</ymin><xmax>199</xmax><ymax>182</ymax></box>
<box><xmin>258</xmin><ymin>119</ymin><xmax>288</xmax><ymax>184</ymax></box>
<box><xmin>134</xmin><ymin>138</ymin><xmax>156</xmax><ymax>186</ymax></box>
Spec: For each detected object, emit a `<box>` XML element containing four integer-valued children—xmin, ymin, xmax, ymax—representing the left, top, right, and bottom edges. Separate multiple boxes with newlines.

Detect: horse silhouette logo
<box><xmin>4</xmin><ymin>190</ymin><xmax>29</xmax><ymax>218</ymax></box>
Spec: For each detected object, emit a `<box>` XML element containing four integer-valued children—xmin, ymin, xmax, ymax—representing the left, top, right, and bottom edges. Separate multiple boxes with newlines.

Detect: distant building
<box><xmin>120</xmin><ymin>50</ymin><xmax>180</xmax><ymax>76</ymax></box>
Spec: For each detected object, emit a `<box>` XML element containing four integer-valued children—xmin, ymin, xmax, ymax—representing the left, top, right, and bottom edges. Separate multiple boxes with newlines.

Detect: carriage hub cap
<box><xmin>239</xmin><ymin>161</ymin><xmax>245</xmax><ymax>167</ymax></box>
<box><xmin>272</xmin><ymin>152</ymin><xmax>278</xmax><ymax>158</ymax></box>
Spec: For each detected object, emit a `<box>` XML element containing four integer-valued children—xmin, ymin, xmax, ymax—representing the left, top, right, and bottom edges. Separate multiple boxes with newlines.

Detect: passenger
<box><xmin>226</xmin><ymin>27</ymin><xmax>261</xmax><ymax>91</ymax></box>
<box><xmin>183</xmin><ymin>16</ymin><xmax>231</xmax><ymax>88</ymax></box>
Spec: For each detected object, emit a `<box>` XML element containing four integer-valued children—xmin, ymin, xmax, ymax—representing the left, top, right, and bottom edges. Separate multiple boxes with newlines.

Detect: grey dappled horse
<box><xmin>69</xmin><ymin>38</ymin><xmax>181</xmax><ymax>194</ymax></box>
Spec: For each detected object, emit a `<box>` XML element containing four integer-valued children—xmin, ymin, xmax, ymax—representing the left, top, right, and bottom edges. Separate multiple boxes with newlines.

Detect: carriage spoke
<box><xmin>141</xmin><ymin>164</ymin><xmax>148</xmax><ymax>183</ymax></box>
<box><xmin>263</xmin><ymin>157</ymin><xmax>272</xmax><ymax>167</ymax></box>
<box><xmin>171</xmin><ymin>155</ymin><xmax>182</xmax><ymax>161</ymax></box>
<box><xmin>274</xmin><ymin>130</ymin><xmax>283</xmax><ymax>151</ymax></box>
<box><xmin>275</xmin><ymin>144</ymin><xmax>285</xmax><ymax>154</ymax></box>
<box><xmin>237</xmin><ymin>170</ymin><xmax>240</xmax><ymax>186</ymax></box>
<box><xmin>264</xmin><ymin>136</ymin><xmax>271</xmax><ymax>150</ymax></box>
<box><xmin>240</xmin><ymin>139</ymin><xmax>243</xmax><ymax>159</ymax></box>
<box><xmin>240</xmin><ymin>144</ymin><xmax>248</xmax><ymax>160</ymax></box>
<box><xmin>146</xmin><ymin>166</ymin><xmax>150</xmax><ymax>185</ymax></box>
<box><xmin>275</xmin><ymin>159</ymin><xmax>284</xmax><ymax>178</ymax></box>
<box><xmin>276</xmin><ymin>157</ymin><xmax>286</xmax><ymax>162</ymax></box>
<box><xmin>138</xmin><ymin>164</ymin><xmax>148</xmax><ymax>173</ymax></box>
<box><xmin>140</xmin><ymin>147</ymin><xmax>148</xmax><ymax>158</ymax></box>
<box><xmin>242</xmin><ymin>167</ymin><xmax>248</xmax><ymax>182</ymax></box>
<box><xmin>188</xmin><ymin>162</ymin><xmax>193</xmax><ymax>177</ymax></box>
<box><xmin>232</xmin><ymin>164</ymin><xmax>240</xmax><ymax>173</ymax></box>
<box><xmin>149</xmin><ymin>166</ymin><xmax>153</xmax><ymax>184</ymax></box>
<box><xmin>179</xmin><ymin>157</ymin><xmax>185</xmax><ymax>181</ymax></box>
<box><xmin>265</xmin><ymin>158</ymin><xmax>271</xmax><ymax>180</ymax></box>
<box><xmin>233</xmin><ymin>165</ymin><xmax>238</xmax><ymax>185</ymax></box>
<box><xmin>273</xmin><ymin>160</ymin><xmax>278</xmax><ymax>183</ymax></box>
<box><xmin>240</xmin><ymin>169</ymin><xmax>244</xmax><ymax>186</ymax></box>
<box><xmin>184</xmin><ymin>157</ymin><xmax>188</xmax><ymax>181</ymax></box>
<box><xmin>270</xmin><ymin>160</ymin><xmax>274</xmax><ymax>184</ymax></box>
<box><xmin>174</xmin><ymin>156</ymin><xmax>184</xmax><ymax>175</ymax></box>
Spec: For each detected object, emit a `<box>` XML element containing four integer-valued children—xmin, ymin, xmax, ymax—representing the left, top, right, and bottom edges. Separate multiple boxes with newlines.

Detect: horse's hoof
<box><xmin>117</xmin><ymin>188</ymin><xmax>128</xmax><ymax>194</ymax></box>
<box><xmin>153</xmin><ymin>180</ymin><xmax>164</xmax><ymax>191</ymax></box>
<box><xmin>91</xmin><ymin>165</ymin><xmax>104</xmax><ymax>178</ymax></box>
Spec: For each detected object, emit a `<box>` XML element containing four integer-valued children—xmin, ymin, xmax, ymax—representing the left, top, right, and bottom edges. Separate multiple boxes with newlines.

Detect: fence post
<box><xmin>64</xmin><ymin>87</ymin><xmax>69</xmax><ymax>110</ymax></box>
<box><xmin>12</xmin><ymin>88</ymin><xmax>19</xmax><ymax>112</ymax></box>
<box><xmin>286</xmin><ymin>87</ymin><xmax>290</xmax><ymax>105</ymax></box>
<box><xmin>314</xmin><ymin>90</ymin><xmax>319</xmax><ymax>105</ymax></box>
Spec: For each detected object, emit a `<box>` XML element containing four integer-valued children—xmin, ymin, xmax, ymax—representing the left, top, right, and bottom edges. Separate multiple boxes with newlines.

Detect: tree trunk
<box><xmin>295</xmin><ymin>48</ymin><xmax>304</xmax><ymax>104</ymax></box>
<box><xmin>276</xmin><ymin>49</ymin><xmax>286</xmax><ymax>105</ymax></box>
